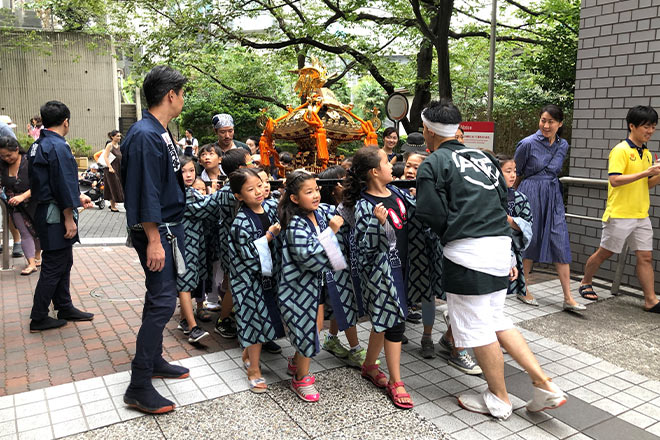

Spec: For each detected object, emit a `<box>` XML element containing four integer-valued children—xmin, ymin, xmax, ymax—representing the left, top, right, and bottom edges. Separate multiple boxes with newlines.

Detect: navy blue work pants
<box><xmin>129</xmin><ymin>224</ymin><xmax>184</xmax><ymax>388</ymax></box>
<box><xmin>30</xmin><ymin>246</ymin><xmax>74</xmax><ymax>321</ymax></box>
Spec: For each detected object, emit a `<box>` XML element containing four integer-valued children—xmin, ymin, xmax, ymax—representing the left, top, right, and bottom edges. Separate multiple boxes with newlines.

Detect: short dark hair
<box><xmin>40</xmin><ymin>101</ymin><xmax>70</xmax><ymax>128</ymax></box>
<box><xmin>627</xmin><ymin>105</ymin><xmax>658</xmax><ymax>132</ymax></box>
<box><xmin>539</xmin><ymin>104</ymin><xmax>564</xmax><ymax>122</ymax></box>
<box><xmin>383</xmin><ymin>127</ymin><xmax>398</xmax><ymax>138</ymax></box>
<box><xmin>422</xmin><ymin>100</ymin><xmax>462</xmax><ymax>124</ymax></box>
<box><xmin>495</xmin><ymin>153</ymin><xmax>514</xmax><ymax>167</ymax></box>
<box><xmin>403</xmin><ymin>150</ymin><xmax>429</xmax><ymax>163</ymax></box>
<box><xmin>199</xmin><ymin>143</ymin><xmax>222</xmax><ymax>157</ymax></box>
<box><xmin>222</xmin><ymin>148</ymin><xmax>249</xmax><ymax>175</ymax></box>
<box><xmin>142</xmin><ymin>65</ymin><xmax>187</xmax><ymax>108</ymax></box>
<box><xmin>185</xmin><ymin>128</ymin><xmax>194</xmax><ymax>136</ymax></box>
<box><xmin>392</xmin><ymin>162</ymin><xmax>405</xmax><ymax>178</ymax></box>
<box><xmin>247</xmin><ymin>135</ymin><xmax>260</xmax><ymax>144</ymax></box>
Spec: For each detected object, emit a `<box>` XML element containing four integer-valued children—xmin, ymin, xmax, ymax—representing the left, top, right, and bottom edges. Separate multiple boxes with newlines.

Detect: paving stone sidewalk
<box><xmin>1</xmin><ymin>269</ymin><xmax>660</xmax><ymax>440</ymax></box>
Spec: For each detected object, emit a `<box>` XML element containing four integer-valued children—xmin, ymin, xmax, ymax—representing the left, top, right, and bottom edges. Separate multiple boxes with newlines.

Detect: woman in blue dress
<box><xmin>514</xmin><ymin>104</ymin><xmax>585</xmax><ymax>311</ymax></box>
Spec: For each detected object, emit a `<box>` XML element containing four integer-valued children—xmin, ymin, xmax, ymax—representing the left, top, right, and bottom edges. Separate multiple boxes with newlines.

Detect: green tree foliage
<box><xmin>21</xmin><ymin>0</ymin><xmax>580</xmax><ymax>139</ymax></box>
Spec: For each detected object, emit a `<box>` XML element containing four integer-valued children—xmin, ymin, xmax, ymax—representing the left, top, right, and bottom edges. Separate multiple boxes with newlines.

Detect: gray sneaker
<box><xmin>188</xmin><ymin>326</ymin><xmax>209</xmax><ymax>343</ymax></box>
<box><xmin>420</xmin><ymin>337</ymin><xmax>435</xmax><ymax>359</ymax></box>
<box><xmin>449</xmin><ymin>350</ymin><xmax>482</xmax><ymax>375</ymax></box>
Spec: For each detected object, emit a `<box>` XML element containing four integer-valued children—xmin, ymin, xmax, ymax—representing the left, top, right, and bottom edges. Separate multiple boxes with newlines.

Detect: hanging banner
<box><xmin>459</xmin><ymin>121</ymin><xmax>495</xmax><ymax>151</ymax></box>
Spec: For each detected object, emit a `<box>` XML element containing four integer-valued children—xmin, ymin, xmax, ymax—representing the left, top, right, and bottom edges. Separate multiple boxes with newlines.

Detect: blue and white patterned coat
<box><xmin>177</xmin><ymin>187</ymin><xmax>223</xmax><ymax>292</ymax></box>
<box><xmin>229</xmin><ymin>203</ymin><xmax>285</xmax><ymax>348</ymax></box>
<box><xmin>277</xmin><ymin>204</ymin><xmax>352</xmax><ymax>358</ymax></box>
<box><xmin>352</xmin><ymin>186</ymin><xmax>428</xmax><ymax>332</ymax></box>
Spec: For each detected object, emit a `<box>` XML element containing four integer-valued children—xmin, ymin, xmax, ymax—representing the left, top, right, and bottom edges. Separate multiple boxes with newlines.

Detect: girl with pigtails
<box><xmin>337</xmin><ymin>146</ymin><xmax>428</xmax><ymax>410</ymax></box>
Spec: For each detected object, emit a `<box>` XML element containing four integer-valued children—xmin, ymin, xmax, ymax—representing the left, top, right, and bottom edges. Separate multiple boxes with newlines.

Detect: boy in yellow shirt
<box><xmin>579</xmin><ymin>106</ymin><xmax>660</xmax><ymax>313</ymax></box>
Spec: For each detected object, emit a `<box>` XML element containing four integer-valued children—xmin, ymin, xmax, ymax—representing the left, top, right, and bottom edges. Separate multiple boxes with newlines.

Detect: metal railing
<box><xmin>560</xmin><ymin>176</ymin><xmax>627</xmax><ymax>295</ymax></box>
<box><xmin>1</xmin><ymin>200</ymin><xmax>10</xmax><ymax>270</ymax></box>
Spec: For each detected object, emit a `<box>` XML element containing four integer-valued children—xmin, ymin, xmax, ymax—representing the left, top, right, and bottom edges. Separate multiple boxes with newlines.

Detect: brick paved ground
<box><xmin>0</xmin><ymin>246</ymin><xmax>238</xmax><ymax>397</ymax></box>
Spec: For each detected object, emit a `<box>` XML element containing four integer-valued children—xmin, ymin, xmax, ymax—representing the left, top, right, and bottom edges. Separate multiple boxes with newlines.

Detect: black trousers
<box><xmin>129</xmin><ymin>225</ymin><xmax>184</xmax><ymax>388</ymax></box>
<box><xmin>30</xmin><ymin>246</ymin><xmax>74</xmax><ymax>321</ymax></box>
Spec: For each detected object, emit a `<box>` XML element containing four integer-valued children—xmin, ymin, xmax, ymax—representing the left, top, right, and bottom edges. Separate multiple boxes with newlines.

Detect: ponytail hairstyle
<box><xmin>342</xmin><ymin>146</ymin><xmax>381</xmax><ymax>210</ymax></box>
<box><xmin>229</xmin><ymin>168</ymin><xmax>260</xmax><ymax>195</ymax></box>
<box><xmin>277</xmin><ymin>170</ymin><xmax>316</xmax><ymax>228</ymax></box>
<box><xmin>229</xmin><ymin>168</ymin><xmax>261</xmax><ymax>217</ymax></box>
<box><xmin>317</xmin><ymin>165</ymin><xmax>346</xmax><ymax>205</ymax></box>
<box><xmin>107</xmin><ymin>129</ymin><xmax>120</xmax><ymax>140</ymax></box>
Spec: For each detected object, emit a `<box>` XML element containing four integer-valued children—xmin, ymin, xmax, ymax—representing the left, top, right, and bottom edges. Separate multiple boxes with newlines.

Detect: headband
<box><xmin>212</xmin><ymin>113</ymin><xmax>234</xmax><ymax>129</ymax></box>
<box><xmin>421</xmin><ymin>113</ymin><xmax>460</xmax><ymax>138</ymax></box>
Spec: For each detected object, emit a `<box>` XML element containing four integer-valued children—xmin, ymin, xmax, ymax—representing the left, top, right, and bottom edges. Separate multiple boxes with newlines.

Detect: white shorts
<box><xmin>601</xmin><ymin>217</ymin><xmax>653</xmax><ymax>253</ymax></box>
<box><xmin>446</xmin><ymin>289</ymin><xmax>513</xmax><ymax>348</ymax></box>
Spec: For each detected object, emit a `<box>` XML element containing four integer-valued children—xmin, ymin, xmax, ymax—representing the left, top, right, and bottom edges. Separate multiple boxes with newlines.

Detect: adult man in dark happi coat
<box><xmin>121</xmin><ymin>66</ymin><xmax>189</xmax><ymax>414</ymax></box>
<box><xmin>27</xmin><ymin>101</ymin><xmax>94</xmax><ymax>332</ymax></box>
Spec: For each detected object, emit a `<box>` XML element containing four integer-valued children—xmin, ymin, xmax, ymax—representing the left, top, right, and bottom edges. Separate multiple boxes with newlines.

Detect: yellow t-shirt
<box><xmin>602</xmin><ymin>140</ymin><xmax>652</xmax><ymax>221</ymax></box>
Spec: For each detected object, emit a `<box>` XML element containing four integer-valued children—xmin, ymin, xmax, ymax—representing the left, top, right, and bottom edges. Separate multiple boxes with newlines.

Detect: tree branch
<box><xmin>324</xmin><ymin>60</ymin><xmax>357</xmax><ymax>88</ymax></box>
<box><xmin>409</xmin><ymin>0</ymin><xmax>436</xmax><ymax>42</ymax></box>
<box><xmin>449</xmin><ymin>29</ymin><xmax>542</xmax><ymax>44</ymax></box>
<box><xmin>501</xmin><ymin>0</ymin><xmax>577</xmax><ymax>33</ymax></box>
<box><xmin>186</xmin><ymin>64</ymin><xmax>288</xmax><ymax>110</ymax></box>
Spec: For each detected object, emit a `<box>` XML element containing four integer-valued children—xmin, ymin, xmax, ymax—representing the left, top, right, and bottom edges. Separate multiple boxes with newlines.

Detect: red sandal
<box><xmin>361</xmin><ymin>363</ymin><xmax>387</xmax><ymax>388</ymax></box>
<box><xmin>387</xmin><ymin>381</ymin><xmax>414</xmax><ymax>410</ymax></box>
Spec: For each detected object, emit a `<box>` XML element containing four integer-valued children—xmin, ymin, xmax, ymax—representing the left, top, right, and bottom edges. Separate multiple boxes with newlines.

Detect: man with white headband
<box><xmin>211</xmin><ymin>113</ymin><xmax>251</xmax><ymax>155</ymax></box>
<box><xmin>416</xmin><ymin>100</ymin><xmax>567</xmax><ymax>420</ymax></box>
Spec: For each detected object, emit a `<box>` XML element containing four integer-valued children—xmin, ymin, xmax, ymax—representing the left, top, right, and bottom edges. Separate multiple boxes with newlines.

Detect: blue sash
<box><xmin>302</xmin><ymin>211</ymin><xmax>350</xmax><ymax>331</ymax></box>
<box><xmin>345</xmin><ymin>228</ymin><xmax>366</xmax><ymax>317</ymax></box>
<box><xmin>241</xmin><ymin>205</ymin><xmax>285</xmax><ymax>338</ymax></box>
<box><xmin>361</xmin><ymin>186</ymin><xmax>409</xmax><ymax>318</ymax></box>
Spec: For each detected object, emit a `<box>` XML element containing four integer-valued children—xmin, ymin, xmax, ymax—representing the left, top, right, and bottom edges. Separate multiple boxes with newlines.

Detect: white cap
<box><xmin>0</xmin><ymin>115</ymin><xmax>17</xmax><ymax>129</ymax></box>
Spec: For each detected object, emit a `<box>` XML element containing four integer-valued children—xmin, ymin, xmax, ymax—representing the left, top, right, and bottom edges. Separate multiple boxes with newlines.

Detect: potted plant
<box><xmin>68</xmin><ymin>138</ymin><xmax>93</xmax><ymax>170</ymax></box>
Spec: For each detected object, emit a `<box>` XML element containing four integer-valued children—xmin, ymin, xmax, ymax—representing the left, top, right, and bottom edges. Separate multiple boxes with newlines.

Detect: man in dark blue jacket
<box><xmin>28</xmin><ymin>101</ymin><xmax>94</xmax><ymax>332</ymax></box>
<box><xmin>121</xmin><ymin>65</ymin><xmax>189</xmax><ymax>414</ymax></box>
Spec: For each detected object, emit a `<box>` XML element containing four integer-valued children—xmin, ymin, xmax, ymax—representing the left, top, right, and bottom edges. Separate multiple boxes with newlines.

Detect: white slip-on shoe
<box><xmin>526</xmin><ymin>380</ymin><xmax>567</xmax><ymax>412</ymax></box>
<box><xmin>458</xmin><ymin>390</ymin><xmax>512</xmax><ymax>420</ymax></box>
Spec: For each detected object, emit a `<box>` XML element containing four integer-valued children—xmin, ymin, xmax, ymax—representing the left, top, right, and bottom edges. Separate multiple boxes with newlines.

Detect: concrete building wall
<box><xmin>0</xmin><ymin>31</ymin><xmax>118</xmax><ymax>152</ymax></box>
<box><xmin>568</xmin><ymin>0</ymin><xmax>660</xmax><ymax>291</ymax></box>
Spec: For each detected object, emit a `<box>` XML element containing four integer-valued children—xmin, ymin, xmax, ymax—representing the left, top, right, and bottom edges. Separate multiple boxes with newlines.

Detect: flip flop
<box><xmin>21</xmin><ymin>266</ymin><xmax>38</xmax><ymax>276</ymax></box>
<box><xmin>578</xmin><ymin>284</ymin><xmax>598</xmax><ymax>301</ymax></box>
<box><xmin>248</xmin><ymin>377</ymin><xmax>268</xmax><ymax>393</ymax></box>
<box><xmin>644</xmin><ymin>302</ymin><xmax>660</xmax><ymax>314</ymax></box>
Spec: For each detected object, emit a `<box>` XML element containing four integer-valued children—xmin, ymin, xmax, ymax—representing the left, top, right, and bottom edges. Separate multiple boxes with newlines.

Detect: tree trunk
<box><xmin>408</xmin><ymin>39</ymin><xmax>433</xmax><ymax>133</ymax></box>
<box><xmin>433</xmin><ymin>0</ymin><xmax>454</xmax><ymax>101</ymax></box>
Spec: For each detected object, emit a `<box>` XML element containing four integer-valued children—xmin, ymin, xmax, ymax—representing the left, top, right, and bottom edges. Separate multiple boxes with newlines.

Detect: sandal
<box><xmin>361</xmin><ymin>363</ymin><xmax>387</xmax><ymax>388</ymax></box>
<box><xmin>386</xmin><ymin>381</ymin><xmax>413</xmax><ymax>410</ymax></box>
<box><xmin>248</xmin><ymin>377</ymin><xmax>268</xmax><ymax>393</ymax></box>
<box><xmin>644</xmin><ymin>302</ymin><xmax>660</xmax><ymax>314</ymax></box>
<box><xmin>578</xmin><ymin>284</ymin><xmax>598</xmax><ymax>301</ymax></box>
<box><xmin>21</xmin><ymin>266</ymin><xmax>38</xmax><ymax>276</ymax></box>
<box><xmin>195</xmin><ymin>308</ymin><xmax>212</xmax><ymax>322</ymax></box>
<box><xmin>34</xmin><ymin>259</ymin><xmax>41</xmax><ymax>267</ymax></box>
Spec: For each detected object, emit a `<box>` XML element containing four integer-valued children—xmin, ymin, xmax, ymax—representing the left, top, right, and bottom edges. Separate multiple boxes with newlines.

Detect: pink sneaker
<box><xmin>291</xmin><ymin>375</ymin><xmax>320</xmax><ymax>402</ymax></box>
<box><xmin>286</xmin><ymin>356</ymin><xmax>297</xmax><ymax>376</ymax></box>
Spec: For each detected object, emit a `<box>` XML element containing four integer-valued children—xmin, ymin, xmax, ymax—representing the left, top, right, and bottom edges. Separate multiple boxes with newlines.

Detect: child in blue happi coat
<box><xmin>277</xmin><ymin>170</ymin><xmax>351</xmax><ymax>402</ymax></box>
<box><xmin>177</xmin><ymin>156</ymin><xmax>224</xmax><ymax>344</ymax></box>
<box><xmin>228</xmin><ymin>168</ymin><xmax>284</xmax><ymax>393</ymax></box>
<box><xmin>339</xmin><ymin>146</ymin><xmax>429</xmax><ymax>410</ymax></box>
<box><xmin>317</xmin><ymin>166</ymin><xmax>368</xmax><ymax>368</ymax></box>
<box><xmin>497</xmin><ymin>154</ymin><xmax>533</xmax><ymax>298</ymax></box>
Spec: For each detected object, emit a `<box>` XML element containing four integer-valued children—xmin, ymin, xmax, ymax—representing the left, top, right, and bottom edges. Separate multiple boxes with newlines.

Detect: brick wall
<box><xmin>568</xmin><ymin>0</ymin><xmax>660</xmax><ymax>291</ymax></box>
